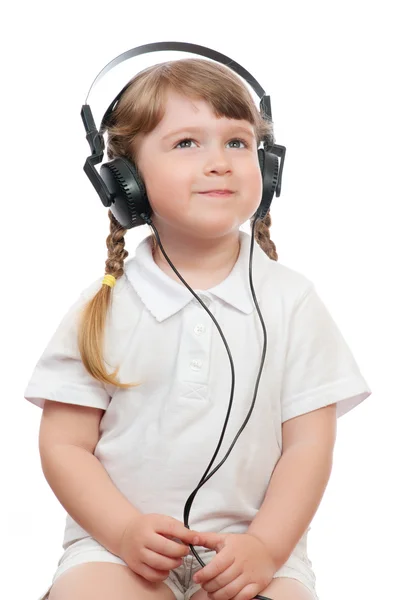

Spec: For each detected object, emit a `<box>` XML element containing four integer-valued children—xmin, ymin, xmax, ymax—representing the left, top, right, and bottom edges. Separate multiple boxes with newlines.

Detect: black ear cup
<box><xmin>256</xmin><ymin>148</ymin><xmax>279</xmax><ymax>220</ymax></box>
<box><xmin>100</xmin><ymin>157</ymin><xmax>151</xmax><ymax>229</ymax></box>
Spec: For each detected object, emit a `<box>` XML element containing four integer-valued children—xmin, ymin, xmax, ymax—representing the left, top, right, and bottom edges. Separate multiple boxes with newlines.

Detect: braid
<box><xmin>252</xmin><ymin>211</ymin><xmax>278</xmax><ymax>261</ymax></box>
<box><xmin>76</xmin><ymin>209</ymin><xmax>136</xmax><ymax>389</ymax></box>
<box><xmin>104</xmin><ymin>209</ymin><xmax>129</xmax><ymax>283</ymax></box>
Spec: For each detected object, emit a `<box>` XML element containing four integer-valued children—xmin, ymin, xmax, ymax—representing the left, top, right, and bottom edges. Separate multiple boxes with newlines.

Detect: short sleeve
<box><xmin>281</xmin><ymin>284</ymin><xmax>372</xmax><ymax>422</ymax></box>
<box><xmin>24</xmin><ymin>279</ymin><xmax>111</xmax><ymax>410</ymax></box>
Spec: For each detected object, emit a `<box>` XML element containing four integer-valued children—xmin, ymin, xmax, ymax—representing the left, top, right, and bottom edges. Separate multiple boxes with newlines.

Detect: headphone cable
<box><xmin>141</xmin><ymin>215</ymin><xmax>271</xmax><ymax>600</ymax></box>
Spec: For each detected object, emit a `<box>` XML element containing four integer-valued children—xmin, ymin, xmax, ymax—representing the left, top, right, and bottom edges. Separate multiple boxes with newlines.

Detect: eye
<box><xmin>175</xmin><ymin>138</ymin><xmax>196</xmax><ymax>149</ymax></box>
<box><xmin>228</xmin><ymin>138</ymin><xmax>249</xmax><ymax>149</ymax></box>
<box><xmin>174</xmin><ymin>138</ymin><xmax>249</xmax><ymax>149</ymax></box>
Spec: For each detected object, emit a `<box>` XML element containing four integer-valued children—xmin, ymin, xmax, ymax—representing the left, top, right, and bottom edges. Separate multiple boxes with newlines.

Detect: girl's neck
<box><xmin>151</xmin><ymin>230</ymin><xmax>241</xmax><ymax>291</ymax></box>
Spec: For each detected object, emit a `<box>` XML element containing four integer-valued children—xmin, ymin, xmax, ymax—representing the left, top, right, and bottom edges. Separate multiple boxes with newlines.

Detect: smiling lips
<box><xmin>198</xmin><ymin>190</ymin><xmax>234</xmax><ymax>196</ymax></box>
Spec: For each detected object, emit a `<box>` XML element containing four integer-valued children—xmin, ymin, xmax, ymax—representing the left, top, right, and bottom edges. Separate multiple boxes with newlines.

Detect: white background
<box><xmin>2</xmin><ymin>1</ymin><xmax>401</xmax><ymax>599</ymax></box>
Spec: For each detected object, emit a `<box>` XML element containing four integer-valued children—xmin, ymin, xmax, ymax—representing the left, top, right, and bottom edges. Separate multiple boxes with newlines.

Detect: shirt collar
<box><xmin>125</xmin><ymin>230</ymin><xmax>268</xmax><ymax>322</ymax></box>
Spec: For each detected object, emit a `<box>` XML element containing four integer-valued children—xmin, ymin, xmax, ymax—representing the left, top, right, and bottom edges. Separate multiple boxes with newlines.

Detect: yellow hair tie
<box><xmin>102</xmin><ymin>274</ymin><xmax>116</xmax><ymax>288</ymax></box>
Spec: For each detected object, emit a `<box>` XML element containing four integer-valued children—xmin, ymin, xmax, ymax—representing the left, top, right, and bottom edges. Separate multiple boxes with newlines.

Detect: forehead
<box><xmin>153</xmin><ymin>89</ymin><xmax>254</xmax><ymax>134</ymax></box>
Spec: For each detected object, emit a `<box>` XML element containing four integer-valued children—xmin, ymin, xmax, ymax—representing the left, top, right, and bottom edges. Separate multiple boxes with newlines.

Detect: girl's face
<box><xmin>135</xmin><ymin>90</ymin><xmax>263</xmax><ymax>240</ymax></box>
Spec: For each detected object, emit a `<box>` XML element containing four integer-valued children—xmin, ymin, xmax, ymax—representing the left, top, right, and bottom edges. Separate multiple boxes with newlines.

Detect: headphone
<box><xmin>80</xmin><ymin>42</ymin><xmax>288</xmax><ymax>600</ymax></box>
<box><xmin>80</xmin><ymin>41</ymin><xmax>286</xmax><ymax>230</ymax></box>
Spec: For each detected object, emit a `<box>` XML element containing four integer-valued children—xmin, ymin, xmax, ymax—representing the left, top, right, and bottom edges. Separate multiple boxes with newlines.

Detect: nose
<box><xmin>203</xmin><ymin>145</ymin><xmax>232</xmax><ymax>175</ymax></box>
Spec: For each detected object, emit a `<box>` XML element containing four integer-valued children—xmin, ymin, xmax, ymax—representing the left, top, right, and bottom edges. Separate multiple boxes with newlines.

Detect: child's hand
<box><xmin>118</xmin><ymin>512</ymin><xmax>201</xmax><ymax>583</ymax></box>
<box><xmin>193</xmin><ymin>532</ymin><xmax>277</xmax><ymax>600</ymax></box>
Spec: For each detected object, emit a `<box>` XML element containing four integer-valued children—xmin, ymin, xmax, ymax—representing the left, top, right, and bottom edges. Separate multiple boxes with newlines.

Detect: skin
<box><xmin>134</xmin><ymin>90</ymin><xmax>263</xmax><ymax>290</ymax></box>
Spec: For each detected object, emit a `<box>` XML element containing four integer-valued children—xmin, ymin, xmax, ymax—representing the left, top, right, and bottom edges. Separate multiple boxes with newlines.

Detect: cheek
<box><xmin>253</xmin><ymin>169</ymin><xmax>263</xmax><ymax>194</ymax></box>
<box><xmin>143</xmin><ymin>168</ymin><xmax>190</xmax><ymax>218</ymax></box>
<box><xmin>142</xmin><ymin>165</ymin><xmax>177</xmax><ymax>200</ymax></box>
<box><xmin>239</xmin><ymin>155</ymin><xmax>261</xmax><ymax>182</ymax></box>
<box><xmin>245</xmin><ymin>166</ymin><xmax>263</xmax><ymax>204</ymax></box>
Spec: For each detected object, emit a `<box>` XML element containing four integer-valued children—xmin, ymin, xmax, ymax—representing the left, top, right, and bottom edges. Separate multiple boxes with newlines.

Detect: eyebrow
<box><xmin>161</xmin><ymin>125</ymin><xmax>256</xmax><ymax>142</ymax></box>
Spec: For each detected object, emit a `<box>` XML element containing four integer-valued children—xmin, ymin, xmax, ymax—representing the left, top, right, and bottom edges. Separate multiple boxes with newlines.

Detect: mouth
<box><xmin>198</xmin><ymin>190</ymin><xmax>234</xmax><ymax>196</ymax></box>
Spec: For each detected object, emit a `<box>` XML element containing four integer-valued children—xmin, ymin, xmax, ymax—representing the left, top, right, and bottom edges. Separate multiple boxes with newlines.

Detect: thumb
<box><xmin>193</xmin><ymin>531</ymin><xmax>225</xmax><ymax>551</ymax></box>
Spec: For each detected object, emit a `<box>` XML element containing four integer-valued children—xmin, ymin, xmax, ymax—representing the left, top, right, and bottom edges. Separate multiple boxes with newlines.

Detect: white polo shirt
<box><xmin>24</xmin><ymin>230</ymin><xmax>372</xmax><ymax>561</ymax></box>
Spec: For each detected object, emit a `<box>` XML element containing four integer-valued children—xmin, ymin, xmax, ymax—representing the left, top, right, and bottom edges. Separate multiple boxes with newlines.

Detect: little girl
<box><xmin>25</xmin><ymin>55</ymin><xmax>372</xmax><ymax>600</ymax></box>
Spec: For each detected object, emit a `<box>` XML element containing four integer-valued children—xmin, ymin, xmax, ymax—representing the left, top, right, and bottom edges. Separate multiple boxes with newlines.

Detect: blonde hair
<box><xmin>78</xmin><ymin>58</ymin><xmax>279</xmax><ymax>388</ymax></box>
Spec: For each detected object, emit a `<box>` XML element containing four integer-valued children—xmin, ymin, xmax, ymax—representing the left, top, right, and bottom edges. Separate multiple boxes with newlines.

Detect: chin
<box><xmin>187</xmin><ymin>217</ymin><xmax>244</xmax><ymax>240</ymax></box>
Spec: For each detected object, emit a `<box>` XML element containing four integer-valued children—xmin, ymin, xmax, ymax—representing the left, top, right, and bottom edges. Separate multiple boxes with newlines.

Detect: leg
<box><xmin>48</xmin><ymin>562</ymin><xmax>178</xmax><ymax>600</ymax></box>
<box><xmin>255</xmin><ymin>576</ymin><xmax>317</xmax><ymax>599</ymax></box>
<box><xmin>190</xmin><ymin>576</ymin><xmax>316</xmax><ymax>600</ymax></box>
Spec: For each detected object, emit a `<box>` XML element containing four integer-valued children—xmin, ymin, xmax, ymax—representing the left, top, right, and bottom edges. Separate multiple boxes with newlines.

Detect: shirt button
<box><xmin>194</xmin><ymin>324</ymin><xmax>206</xmax><ymax>335</ymax></box>
<box><xmin>190</xmin><ymin>359</ymin><xmax>203</xmax><ymax>371</ymax></box>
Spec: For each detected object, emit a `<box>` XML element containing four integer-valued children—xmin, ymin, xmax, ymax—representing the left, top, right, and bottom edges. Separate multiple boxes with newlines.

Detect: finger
<box><xmin>209</xmin><ymin>573</ymin><xmax>246</xmax><ymax>599</ymax></box>
<box><xmin>193</xmin><ymin>551</ymin><xmax>235</xmax><ymax>586</ymax></box>
<box><xmin>192</xmin><ymin>531</ymin><xmax>223</xmax><ymax>551</ymax></box>
<box><xmin>199</xmin><ymin>561</ymin><xmax>241</xmax><ymax>594</ymax></box>
<box><xmin>151</xmin><ymin>533</ymin><xmax>192</xmax><ymax>559</ymax></box>
<box><xmin>241</xmin><ymin>582</ymin><xmax>265</xmax><ymax>600</ymax></box>
<box><xmin>158</xmin><ymin>517</ymin><xmax>201</xmax><ymax>546</ymax></box>
<box><xmin>139</xmin><ymin>562</ymin><xmax>171</xmax><ymax>583</ymax></box>
<box><xmin>143</xmin><ymin>547</ymin><xmax>185</xmax><ymax>571</ymax></box>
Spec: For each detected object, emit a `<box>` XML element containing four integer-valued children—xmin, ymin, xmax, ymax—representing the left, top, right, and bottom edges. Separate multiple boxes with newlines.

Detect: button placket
<box><xmin>177</xmin><ymin>298</ymin><xmax>214</xmax><ymax>389</ymax></box>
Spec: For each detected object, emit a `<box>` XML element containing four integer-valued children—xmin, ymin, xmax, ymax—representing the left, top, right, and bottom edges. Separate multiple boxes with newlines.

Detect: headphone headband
<box><xmin>84</xmin><ymin>41</ymin><xmax>272</xmax><ymax>134</ymax></box>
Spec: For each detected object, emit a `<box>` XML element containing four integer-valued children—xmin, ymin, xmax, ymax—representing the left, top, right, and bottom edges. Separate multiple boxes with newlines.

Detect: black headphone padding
<box><xmin>100</xmin><ymin>157</ymin><xmax>150</xmax><ymax>229</ymax></box>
